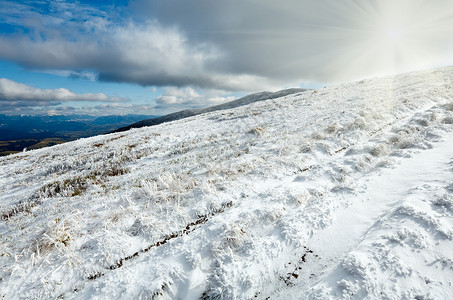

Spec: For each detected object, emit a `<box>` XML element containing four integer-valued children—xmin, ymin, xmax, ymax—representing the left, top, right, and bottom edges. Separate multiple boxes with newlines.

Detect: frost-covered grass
<box><xmin>1</xmin><ymin>67</ymin><xmax>453</xmax><ymax>299</ymax></box>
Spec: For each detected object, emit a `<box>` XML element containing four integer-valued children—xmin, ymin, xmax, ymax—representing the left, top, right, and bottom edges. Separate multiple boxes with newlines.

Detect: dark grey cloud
<box><xmin>1</xmin><ymin>0</ymin><xmax>453</xmax><ymax>92</ymax></box>
<box><xmin>132</xmin><ymin>0</ymin><xmax>453</xmax><ymax>82</ymax></box>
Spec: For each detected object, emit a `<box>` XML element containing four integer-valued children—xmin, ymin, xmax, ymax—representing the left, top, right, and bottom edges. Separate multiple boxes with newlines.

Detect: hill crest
<box><xmin>114</xmin><ymin>88</ymin><xmax>307</xmax><ymax>132</ymax></box>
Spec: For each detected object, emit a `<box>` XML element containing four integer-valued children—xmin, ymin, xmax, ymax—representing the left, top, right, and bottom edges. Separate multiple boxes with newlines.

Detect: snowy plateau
<box><xmin>1</xmin><ymin>67</ymin><xmax>453</xmax><ymax>300</ymax></box>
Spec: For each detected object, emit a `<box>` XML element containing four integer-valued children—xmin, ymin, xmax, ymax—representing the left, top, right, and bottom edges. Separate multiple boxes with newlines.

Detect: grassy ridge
<box><xmin>0</xmin><ymin>138</ymin><xmax>68</xmax><ymax>156</ymax></box>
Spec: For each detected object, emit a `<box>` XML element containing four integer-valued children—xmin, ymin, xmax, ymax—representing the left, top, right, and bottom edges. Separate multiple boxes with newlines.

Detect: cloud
<box><xmin>92</xmin><ymin>103</ymin><xmax>158</xmax><ymax>115</ymax></box>
<box><xmin>1</xmin><ymin>0</ymin><xmax>453</xmax><ymax>92</ymax></box>
<box><xmin>39</xmin><ymin>70</ymin><xmax>98</xmax><ymax>81</ymax></box>
<box><xmin>132</xmin><ymin>0</ymin><xmax>453</xmax><ymax>83</ymax></box>
<box><xmin>0</xmin><ymin>78</ymin><xmax>125</xmax><ymax>103</ymax></box>
<box><xmin>0</xmin><ymin>1</ymin><xmax>289</xmax><ymax>91</ymax></box>
<box><xmin>155</xmin><ymin>87</ymin><xmax>235</xmax><ymax>108</ymax></box>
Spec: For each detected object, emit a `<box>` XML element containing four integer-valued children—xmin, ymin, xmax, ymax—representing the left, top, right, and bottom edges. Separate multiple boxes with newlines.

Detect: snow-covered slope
<box><xmin>1</xmin><ymin>67</ymin><xmax>453</xmax><ymax>299</ymax></box>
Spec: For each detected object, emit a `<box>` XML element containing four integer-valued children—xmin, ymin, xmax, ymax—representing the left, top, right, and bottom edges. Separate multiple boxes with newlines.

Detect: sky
<box><xmin>0</xmin><ymin>0</ymin><xmax>452</xmax><ymax>116</ymax></box>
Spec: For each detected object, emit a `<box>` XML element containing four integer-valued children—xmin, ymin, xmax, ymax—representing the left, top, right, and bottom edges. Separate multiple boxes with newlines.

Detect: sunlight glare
<box><xmin>385</xmin><ymin>26</ymin><xmax>400</xmax><ymax>42</ymax></box>
<box><xmin>320</xmin><ymin>0</ymin><xmax>453</xmax><ymax>82</ymax></box>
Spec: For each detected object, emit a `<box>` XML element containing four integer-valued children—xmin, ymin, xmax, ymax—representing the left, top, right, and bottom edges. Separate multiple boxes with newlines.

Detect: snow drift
<box><xmin>1</xmin><ymin>67</ymin><xmax>453</xmax><ymax>299</ymax></box>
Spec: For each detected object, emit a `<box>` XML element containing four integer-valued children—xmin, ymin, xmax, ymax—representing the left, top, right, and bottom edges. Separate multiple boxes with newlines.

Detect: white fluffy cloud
<box><xmin>0</xmin><ymin>78</ymin><xmax>125</xmax><ymax>103</ymax></box>
<box><xmin>155</xmin><ymin>87</ymin><xmax>236</xmax><ymax>108</ymax></box>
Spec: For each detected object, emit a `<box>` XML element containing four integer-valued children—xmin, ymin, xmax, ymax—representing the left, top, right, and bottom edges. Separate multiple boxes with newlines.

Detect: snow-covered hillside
<box><xmin>1</xmin><ymin>67</ymin><xmax>453</xmax><ymax>299</ymax></box>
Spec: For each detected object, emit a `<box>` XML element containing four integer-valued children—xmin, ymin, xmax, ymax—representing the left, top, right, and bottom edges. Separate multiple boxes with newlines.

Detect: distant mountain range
<box><xmin>114</xmin><ymin>88</ymin><xmax>307</xmax><ymax>132</ymax></box>
<box><xmin>0</xmin><ymin>114</ymin><xmax>157</xmax><ymax>155</ymax></box>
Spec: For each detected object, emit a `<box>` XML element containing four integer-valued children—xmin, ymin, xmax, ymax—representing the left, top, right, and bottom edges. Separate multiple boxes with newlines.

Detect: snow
<box><xmin>1</xmin><ymin>67</ymin><xmax>453</xmax><ymax>299</ymax></box>
<box><xmin>275</xmin><ymin>130</ymin><xmax>453</xmax><ymax>299</ymax></box>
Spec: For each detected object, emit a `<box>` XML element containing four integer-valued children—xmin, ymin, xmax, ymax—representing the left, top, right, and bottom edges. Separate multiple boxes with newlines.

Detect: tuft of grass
<box><xmin>32</xmin><ymin>216</ymin><xmax>79</xmax><ymax>258</ymax></box>
<box><xmin>248</xmin><ymin>127</ymin><xmax>264</xmax><ymax>135</ymax></box>
<box><xmin>101</xmin><ymin>167</ymin><xmax>129</xmax><ymax>177</ymax></box>
<box><xmin>40</xmin><ymin>177</ymin><xmax>88</xmax><ymax>198</ymax></box>
<box><xmin>349</xmin><ymin>116</ymin><xmax>368</xmax><ymax>130</ymax></box>
<box><xmin>224</xmin><ymin>225</ymin><xmax>247</xmax><ymax>249</ymax></box>
<box><xmin>1</xmin><ymin>198</ymin><xmax>40</xmax><ymax>220</ymax></box>
<box><xmin>369</xmin><ymin>144</ymin><xmax>389</xmax><ymax>157</ymax></box>
<box><xmin>325</xmin><ymin>123</ymin><xmax>341</xmax><ymax>134</ymax></box>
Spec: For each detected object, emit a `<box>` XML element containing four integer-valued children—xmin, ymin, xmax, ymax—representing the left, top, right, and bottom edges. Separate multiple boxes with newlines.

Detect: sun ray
<box><xmin>292</xmin><ymin>0</ymin><xmax>453</xmax><ymax>82</ymax></box>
